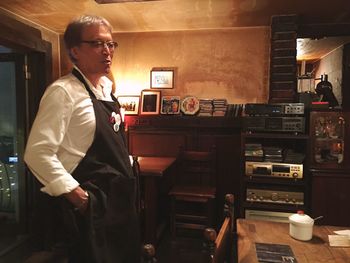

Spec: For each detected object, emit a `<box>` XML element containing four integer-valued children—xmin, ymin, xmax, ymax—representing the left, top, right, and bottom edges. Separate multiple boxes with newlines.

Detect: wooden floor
<box><xmin>156</xmin><ymin>227</ymin><xmax>206</xmax><ymax>263</ymax></box>
<box><xmin>0</xmin><ymin>227</ymin><xmax>207</xmax><ymax>262</ymax></box>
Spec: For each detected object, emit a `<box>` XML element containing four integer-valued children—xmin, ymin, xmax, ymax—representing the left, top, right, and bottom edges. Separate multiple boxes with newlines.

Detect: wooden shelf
<box><xmin>242</xmin><ymin>132</ymin><xmax>309</xmax><ymax>139</ymax></box>
<box><xmin>126</xmin><ymin>115</ymin><xmax>242</xmax><ymax>129</ymax></box>
<box><xmin>243</xmin><ymin>176</ymin><xmax>306</xmax><ymax>186</ymax></box>
<box><xmin>242</xmin><ymin>201</ymin><xmax>306</xmax><ymax>212</ymax></box>
<box><xmin>240</xmin><ymin>114</ymin><xmax>311</xmax><ymax>218</ymax></box>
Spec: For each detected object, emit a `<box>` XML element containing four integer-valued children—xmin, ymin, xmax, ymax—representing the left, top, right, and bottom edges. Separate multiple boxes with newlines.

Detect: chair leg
<box><xmin>206</xmin><ymin>199</ymin><xmax>215</xmax><ymax>228</ymax></box>
<box><xmin>170</xmin><ymin>196</ymin><xmax>176</xmax><ymax>238</ymax></box>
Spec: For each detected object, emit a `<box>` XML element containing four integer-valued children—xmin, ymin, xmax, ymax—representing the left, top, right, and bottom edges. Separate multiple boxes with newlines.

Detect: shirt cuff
<box><xmin>40</xmin><ymin>176</ymin><xmax>80</xmax><ymax>196</ymax></box>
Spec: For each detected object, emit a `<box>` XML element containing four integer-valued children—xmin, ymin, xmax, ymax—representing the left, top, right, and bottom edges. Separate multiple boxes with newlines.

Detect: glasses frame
<box><xmin>80</xmin><ymin>40</ymin><xmax>118</xmax><ymax>50</ymax></box>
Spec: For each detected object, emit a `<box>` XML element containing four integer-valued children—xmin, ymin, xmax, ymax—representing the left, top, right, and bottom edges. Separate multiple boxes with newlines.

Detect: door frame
<box><xmin>0</xmin><ymin>13</ymin><xmax>52</xmax><ymax>236</ymax></box>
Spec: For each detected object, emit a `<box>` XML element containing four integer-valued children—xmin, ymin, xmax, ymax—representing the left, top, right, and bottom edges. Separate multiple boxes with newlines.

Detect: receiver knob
<box><xmin>271</xmin><ymin>192</ymin><xmax>279</xmax><ymax>201</ymax></box>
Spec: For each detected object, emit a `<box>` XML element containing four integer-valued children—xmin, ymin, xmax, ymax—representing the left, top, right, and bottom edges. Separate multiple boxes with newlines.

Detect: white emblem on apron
<box><xmin>110</xmin><ymin>112</ymin><xmax>121</xmax><ymax>132</ymax></box>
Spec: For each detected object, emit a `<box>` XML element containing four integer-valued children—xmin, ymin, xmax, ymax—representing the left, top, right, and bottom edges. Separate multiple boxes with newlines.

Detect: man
<box><xmin>24</xmin><ymin>15</ymin><xmax>139</xmax><ymax>262</ymax></box>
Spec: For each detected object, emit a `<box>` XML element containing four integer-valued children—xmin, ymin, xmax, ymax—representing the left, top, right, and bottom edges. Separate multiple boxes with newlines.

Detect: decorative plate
<box><xmin>180</xmin><ymin>96</ymin><xmax>200</xmax><ymax>115</ymax></box>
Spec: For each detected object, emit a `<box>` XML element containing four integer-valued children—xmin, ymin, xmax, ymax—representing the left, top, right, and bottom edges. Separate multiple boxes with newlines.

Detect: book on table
<box><xmin>255</xmin><ymin>243</ymin><xmax>297</xmax><ymax>263</ymax></box>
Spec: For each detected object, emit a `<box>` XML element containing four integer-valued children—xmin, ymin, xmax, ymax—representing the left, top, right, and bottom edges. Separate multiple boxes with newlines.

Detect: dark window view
<box><xmin>0</xmin><ymin>50</ymin><xmax>18</xmax><ymax>219</ymax></box>
<box><xmin>0</xmin><ymin>45</ymin><xmax>28</xmax><ymax>257</ymax></box>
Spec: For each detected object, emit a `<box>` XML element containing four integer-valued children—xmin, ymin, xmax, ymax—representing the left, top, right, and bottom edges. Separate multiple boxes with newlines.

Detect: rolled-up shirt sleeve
<box><xmin>24</xmin><ymin>84</ymin><xmax>80</xmax><ymax>196</ymax></box>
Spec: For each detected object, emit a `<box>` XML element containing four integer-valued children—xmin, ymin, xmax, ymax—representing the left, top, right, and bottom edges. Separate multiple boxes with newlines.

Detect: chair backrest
<box><xmin>203</xmin><ymin>194</ymin><xmax>235</xmax><ymax>263</ymax></box>
<box><xmin>176</xmin><ymin>146</ymin><xmax>217</xmax><ymax>187</ymax></box>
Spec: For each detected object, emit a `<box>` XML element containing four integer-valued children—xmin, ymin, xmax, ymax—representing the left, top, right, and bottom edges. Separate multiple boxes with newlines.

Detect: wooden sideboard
<box><xmin>125</xmin><ymin>115</ymin><xmax>242</xmax><ymax>221</ymax></box>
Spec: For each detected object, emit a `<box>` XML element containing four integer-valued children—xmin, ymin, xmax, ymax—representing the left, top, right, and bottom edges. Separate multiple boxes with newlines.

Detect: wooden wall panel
<box><xmin>128</xmin><ymin>131</ymin><xmax>188</xmax><ymax>157</ymax></box>
<box><xmin>311</xmin><ymin>172</ymin><xmax>350</xmax><ymax>226</ymax></box>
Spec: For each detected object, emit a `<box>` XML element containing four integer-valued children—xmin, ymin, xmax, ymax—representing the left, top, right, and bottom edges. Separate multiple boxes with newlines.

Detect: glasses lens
<box><xmin>106</xmin><ymin>41</ymin><xmax>118</xmax><ymax>49</ymax></box>
<box><xmin>81</xmin><ymin>41</ymin><xmax>118</xmax><ymax>50</ymax></box>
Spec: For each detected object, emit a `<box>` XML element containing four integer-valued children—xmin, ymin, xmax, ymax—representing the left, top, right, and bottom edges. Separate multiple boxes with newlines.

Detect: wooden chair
<box><xmin>168</xmin><ymin>146</ymin><xmax>217</xmax><ymax>238</ymax></box>
<box><xmin>203</xmin><ymin>194</ymin><xmax>235</xmax><ymax>263</ymax></box>
<box><xmin>141</xmin><ymin>243</ymin><xmax>157</xmax><ymax>263</ymax></box>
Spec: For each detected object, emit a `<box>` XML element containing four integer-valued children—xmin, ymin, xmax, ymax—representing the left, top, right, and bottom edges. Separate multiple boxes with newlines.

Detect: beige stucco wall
<box><xmin>112</xmin><ymin>27</ymin><xmax>270</xmax><ymax>104</ymax></box>
<box><xmin>60</xmin><ymin>27</ymin><xmax>271</xmax><ymax>104</ymax></box>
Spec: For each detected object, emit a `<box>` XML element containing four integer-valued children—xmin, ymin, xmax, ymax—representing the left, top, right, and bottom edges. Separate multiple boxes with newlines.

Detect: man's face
<box><xmin>71</xmin><ymin>24</ymin><xmax>115</xmax><ymax>78</ymax></box>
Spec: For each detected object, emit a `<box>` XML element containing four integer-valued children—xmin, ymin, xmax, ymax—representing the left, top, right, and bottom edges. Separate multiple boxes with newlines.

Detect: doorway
<box><xmin>0</xmin><ymin>12</ymin><xmax>52</xmax><ymax>260</ymax></box>
<box><xmin>0</xmin><ymin>46</ymin><xmax>29</xmax><ymax>256</ymax></box>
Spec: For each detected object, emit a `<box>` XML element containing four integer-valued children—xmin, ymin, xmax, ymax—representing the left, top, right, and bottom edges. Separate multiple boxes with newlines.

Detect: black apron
<box><xmin>32</xmin><ymin>69</ymin><xmax>140</xmax><ymax>263</ymax></box>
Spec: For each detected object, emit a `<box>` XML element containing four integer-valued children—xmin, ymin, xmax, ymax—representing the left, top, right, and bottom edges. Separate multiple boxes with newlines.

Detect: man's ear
<box><xmin>70</xmin><ymin>47</ymin><xmax>79</xmax><ymax>61</ymax></box>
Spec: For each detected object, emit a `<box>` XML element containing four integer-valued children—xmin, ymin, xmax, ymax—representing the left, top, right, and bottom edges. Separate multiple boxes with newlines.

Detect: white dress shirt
<box><xmin>24</xmin><ymin>67</ymin><xmax>113</xmax><ymax>196</ymax></box>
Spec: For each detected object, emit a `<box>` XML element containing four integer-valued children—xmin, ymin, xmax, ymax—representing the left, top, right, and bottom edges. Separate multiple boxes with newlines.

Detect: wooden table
<box><xmin>137</xmin><ymin>156</ymin><xmax>177</xmax><ymax>245</ymax></box>
<box><xmin>237</xmin><ymin>219</ymin><xmax>350</xmax><ymax>263</ymax></box>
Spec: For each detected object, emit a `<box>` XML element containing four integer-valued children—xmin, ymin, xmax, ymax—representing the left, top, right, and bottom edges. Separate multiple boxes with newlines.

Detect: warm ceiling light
<box><xmin>95</xmin><ymin>0</ymin><xmax>161</xmax><ymax>3</ymax></box>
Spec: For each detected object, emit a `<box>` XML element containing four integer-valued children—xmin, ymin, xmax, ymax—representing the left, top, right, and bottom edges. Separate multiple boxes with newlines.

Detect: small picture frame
<box><xmin>150</xmin><ymin>69</ymin><xmax>174</xmax><ymax>89</ymax></box>
<box><xmin>117</xmin><ymin>96</ymin><xmax>140</xmax><ymax>115</ymax></box>
<box><xmin>140</xmin><ymin>90</ymin><xmax>161</xmax><ymax>115</ymax></box>
<box><xmin>161</xmin><ymin>96</ymin><xmax>181</xmax><ymax>114</ymax></box>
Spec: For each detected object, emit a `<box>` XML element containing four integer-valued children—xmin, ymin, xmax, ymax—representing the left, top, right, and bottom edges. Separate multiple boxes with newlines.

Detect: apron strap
<box><xmin>72</xmin><ymin>68</ymin><xmax>117</xmax><ymax>101</ymax></box>
<box><xmin>72</xmin><ymin>68</ymin><xmax>97</xmax><ymax>99</ymax></box>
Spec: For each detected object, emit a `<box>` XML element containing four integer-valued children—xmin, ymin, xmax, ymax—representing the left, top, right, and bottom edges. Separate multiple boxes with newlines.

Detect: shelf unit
<box><xmin>240</xmin><ymin>131</ymin><xmax>310</xmax><ymax>222</ymax></box>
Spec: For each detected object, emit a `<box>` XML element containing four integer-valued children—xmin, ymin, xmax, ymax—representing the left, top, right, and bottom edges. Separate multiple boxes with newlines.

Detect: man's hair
<box><xmin>63</xmin><ymin>15</ymin><xmax>113</xmax><ymax>62</ymax></box>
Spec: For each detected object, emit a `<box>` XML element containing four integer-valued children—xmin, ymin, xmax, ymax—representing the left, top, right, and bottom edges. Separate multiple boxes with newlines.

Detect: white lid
<box><xmin>289</xmin><ymin>210</ymin><xmax>314</xmax><ymax>225</ymax></box>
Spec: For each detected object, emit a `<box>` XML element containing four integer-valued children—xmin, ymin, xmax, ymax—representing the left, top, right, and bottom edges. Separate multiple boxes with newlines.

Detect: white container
<box><xmin>289</xmin><ymin>211</ymin><xmax>314</xmax><ymax>241</ymax></box>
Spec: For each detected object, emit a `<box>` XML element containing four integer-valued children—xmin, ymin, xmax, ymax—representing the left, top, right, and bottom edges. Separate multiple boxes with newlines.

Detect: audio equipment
<box><xmin>246</xmin><ymin>188</ymin><xmax>304</xmax><ymax>205</ymax></box>
<box><xmin>245</xmin><ymin>209</ymin><xmax>293</xmax><ymax>223</ymax></box>
<box><xmin>245</xmin><ymin>161</ymin><xmax>303</xmax><ymax>179</ymax></box>
<box><xmin>245</xmin><ymin>103</ymin><xmax>305</xmax><ymax>116</ymax></box>
<box><xmin>243</xmin><ymin>116</ymin><xmax>305</xmax><ymax>133</ymax></box>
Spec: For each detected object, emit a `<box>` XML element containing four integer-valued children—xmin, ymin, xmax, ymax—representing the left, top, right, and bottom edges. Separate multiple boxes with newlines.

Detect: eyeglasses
<box><xmin>80</xmin><ymin>40</ymin><xmax>118</xmax><ymax>50</ymax></box>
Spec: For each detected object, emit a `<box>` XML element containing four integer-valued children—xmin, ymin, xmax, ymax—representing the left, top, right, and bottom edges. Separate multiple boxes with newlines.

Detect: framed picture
<box><xmin>117</xmin><ymin>96</ymin><xmax>140</xmax><ymax>115</ymax></box>
<box><xmin>140</xmin><ymin>90</ymin><xmax>161</xmax><ymax>115</ymax></box>
<box><xmin>150</xmin><ymin>69</ymin><xmax>174</xmax><ymax>89</ymax></box>
<box><xmin>161</xmin><ymin>96</ymin><xmax>180</xmax><ymax>114</ymax></box>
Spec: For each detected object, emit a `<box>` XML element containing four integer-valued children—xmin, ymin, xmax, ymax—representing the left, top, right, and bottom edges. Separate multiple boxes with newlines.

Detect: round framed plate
<box><xmin>181</xmin><ymin>96</ymin><xmax>200</xmax><ymax>115</ymax></box>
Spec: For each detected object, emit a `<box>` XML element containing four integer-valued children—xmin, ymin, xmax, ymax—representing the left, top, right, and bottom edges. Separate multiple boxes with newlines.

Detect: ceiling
<box><xmin>297</xmin><ymin>36</ymin><xmax>350</xmax><ymax>62</ymax></box>
<box><xmin>0</xmin><ymin>0</ymin><xmax>349</xmax><ymax>34</ymax></box>
<box><xmin>0</xmin><ymin>0</ymin><xmax>350</xmax><ymax>61</ymax></box>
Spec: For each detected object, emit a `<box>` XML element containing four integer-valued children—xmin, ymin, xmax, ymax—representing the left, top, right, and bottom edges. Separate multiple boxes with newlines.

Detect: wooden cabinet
<box><xmin>240</xmin><ymin>132</ymin><xmax>310</xmax><ymax>221</ymax></box>
<box><xmin>125</xmin><ymin>115</ymin><xmax>242</xmax><ymax>222</ymax></box>
<box><xmin>309</xmin><ymin>110</ymin><xmax>350</xmax><ymax>226</ymax></box>
<box><xmin>311</xmin><ymin>171</ymin><xmax>350</xmax><ymax>226</ymax></box>
<box><xmin>124</xmin><ymin>113</ymin><xmax>350</xmax><ymax>226</ymax></box>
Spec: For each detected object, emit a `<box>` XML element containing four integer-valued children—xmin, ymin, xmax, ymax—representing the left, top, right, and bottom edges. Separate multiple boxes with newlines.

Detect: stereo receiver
<box><xmin>246</xmin><ymin>188</ymin><xmax>304</xmax><ymax>205</ymax></box>
<box><xmin>245</xmin><ymin>209</ymin><xmax>293</xmax><ymax>223</ymax></box>
<box><xmin>243</xmin><ymin>116</ymin><xmax>305</xmax><ymax>133</ymax></box>
<box><xmin>245</xmin><ymin>103</ymin><xmax>305</xmax><ymax>116</ymax></box>
<box><xmin>245</xmin><ymin>161</ymin><xmax>303</xmax><ymax>179</ymax></box>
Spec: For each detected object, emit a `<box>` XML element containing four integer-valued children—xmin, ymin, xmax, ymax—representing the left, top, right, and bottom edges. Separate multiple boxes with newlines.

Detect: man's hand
<box><xmin>64</xmin><ymin>186</ymin><xmax>89</xmax><ymax>214</ymax></box>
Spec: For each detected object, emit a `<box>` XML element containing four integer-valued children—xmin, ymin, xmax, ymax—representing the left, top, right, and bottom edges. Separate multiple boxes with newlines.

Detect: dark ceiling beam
<box><xmin>95</xmin><ymin>0</ymin><xmax>160</xmax><ymax>3</ymax></box>
<box><xmin>298</xmin><ymin>23</ymin><xmax>350</xmax><ymax>38</ymax></box>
